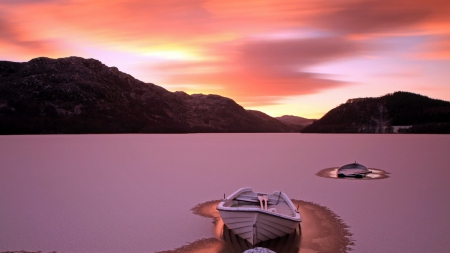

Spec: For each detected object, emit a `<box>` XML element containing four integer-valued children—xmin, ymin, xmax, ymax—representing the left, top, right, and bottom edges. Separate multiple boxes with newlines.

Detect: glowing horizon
<box><xmin>1</xmin><ymin>0</ymin><xmax>449</xmax><ymax>119</ymax></box>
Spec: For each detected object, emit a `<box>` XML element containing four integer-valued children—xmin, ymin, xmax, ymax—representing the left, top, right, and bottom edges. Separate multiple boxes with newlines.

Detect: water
<box><xmin>1</xmin><ymin>134</ymin><xmax>449</xmax><ymax>253</ymax></box>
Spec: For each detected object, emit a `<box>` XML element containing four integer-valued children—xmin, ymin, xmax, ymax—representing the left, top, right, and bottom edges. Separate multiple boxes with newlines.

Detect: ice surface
<box><xmin>1</xmin><ymin>134</ymin><xmax>449</xmax><ymax>253</ymax></box>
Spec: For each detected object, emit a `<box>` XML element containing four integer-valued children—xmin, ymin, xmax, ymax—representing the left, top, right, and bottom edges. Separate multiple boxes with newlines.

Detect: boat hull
<box><xmin>218</xmin><ymin>209</ymin><xmax>300</xmax><ymax>244</ymax></box>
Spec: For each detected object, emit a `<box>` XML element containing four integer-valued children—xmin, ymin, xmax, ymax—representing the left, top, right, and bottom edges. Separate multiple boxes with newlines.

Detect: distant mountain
<box><xmin>301</xmin><ymin>91</ymin><xmax>450</xmax><ymax>133</ymax></box>
<box><xmin>0</xmin><ymin>57</ymin><xmax>294</xmax><ymax>134</ymax></box>
<box><xmin>275</xmin><ymin>115</ymin><xmax>315</xmax><ymax>131</ymax></box>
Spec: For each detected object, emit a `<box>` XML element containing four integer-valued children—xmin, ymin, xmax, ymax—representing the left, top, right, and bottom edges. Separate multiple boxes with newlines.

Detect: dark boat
<box><xmin>337</xmin><ymin>162</ymin><xmax>371</xmax><ymax>178</ymax></box>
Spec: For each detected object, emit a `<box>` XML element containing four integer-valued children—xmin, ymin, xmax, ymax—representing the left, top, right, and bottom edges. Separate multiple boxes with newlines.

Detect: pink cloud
<box><xmin>413</xmin><ymin>35</ymin><xmax>450</xmax><ymax>59</ymax></box>
<box><xmin>153</xmin><ymin>36</ymin><xmax>366</xmax><ymax>105</ymax></box>
<box><xmin>303</xmin><ymin>0</ymin><xmax>450</xmax><ymax>36</ymax></box>
<box><xmin>1</xmin><ymin>0</ymin><xmax>449</xmax><ymax>110</ymax></box>
<box><xmin>0</xmin><ymin>16</ymin><xmax>62</xmax><ymax>59</ymax></box>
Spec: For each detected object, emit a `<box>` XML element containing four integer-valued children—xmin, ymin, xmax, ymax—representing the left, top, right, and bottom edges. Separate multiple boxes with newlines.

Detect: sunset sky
<box><xmin>1</xmin><ymin>0</ymin><xmax>449</xmax><ymax>118</ymax></box>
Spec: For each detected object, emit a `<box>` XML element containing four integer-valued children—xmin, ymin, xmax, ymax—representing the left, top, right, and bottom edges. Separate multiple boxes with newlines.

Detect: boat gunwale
<box><xmin>216</xmin><ymin>187</ymin><xmax>301</xmax><ymax>222</ymax></box>
<box><xmin>217</xmin><ymin>208</ymin><xmax>301</xmax><ymax>222</ymax></box>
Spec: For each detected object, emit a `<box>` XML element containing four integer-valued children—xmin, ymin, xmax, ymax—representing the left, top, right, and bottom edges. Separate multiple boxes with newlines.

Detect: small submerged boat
<box><xmin>337</xmin><ymin>162</ymin><xmax>371</xmax><ymax>178</ymax></box>
<box><xmin>217</xmin><ymin>187</ymin><xmax>301</xmax><ymax>245</ymax></box>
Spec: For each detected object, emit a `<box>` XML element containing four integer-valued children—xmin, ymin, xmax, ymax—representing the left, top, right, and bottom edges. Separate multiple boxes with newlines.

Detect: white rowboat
<box><xmin>217</xmin><ymin>187</ymin><xmax>301</xmax><ymax>245</ymax></box>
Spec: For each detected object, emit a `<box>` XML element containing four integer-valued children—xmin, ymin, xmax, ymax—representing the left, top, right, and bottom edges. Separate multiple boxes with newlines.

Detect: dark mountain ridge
<box><xmin>275</xmin><ymin>115</ymin><xmax>314</xmax><ymax>131</ymax></box>
<box><xmin>302</xmin><ymin>91</ymin><xmax>450</xmax><ymax>133</ymax></box>
<box><xmin>0</xmin><ymin>56</ymin><xmax>294</xmax><ymax>134</ymax></box>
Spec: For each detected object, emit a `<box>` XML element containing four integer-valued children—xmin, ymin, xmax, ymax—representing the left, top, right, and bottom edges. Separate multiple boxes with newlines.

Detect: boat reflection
<box><xmin>218</xmin><ymin>222</ymin><xmax>301</xmax><ymax>253</ymax></box>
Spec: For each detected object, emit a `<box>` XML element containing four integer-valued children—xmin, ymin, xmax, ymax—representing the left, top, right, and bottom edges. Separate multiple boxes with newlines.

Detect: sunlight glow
<box><xmin>144</xmin><ymin>50</ymin><xmax>198</xmax><ymax>61</ymax></box>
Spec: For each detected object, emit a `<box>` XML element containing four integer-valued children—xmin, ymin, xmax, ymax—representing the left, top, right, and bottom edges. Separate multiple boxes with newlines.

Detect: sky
<box><xmin>1</xmin><ymin>0</ymin><xmax>449</xmax><ymax>119</ymax></box>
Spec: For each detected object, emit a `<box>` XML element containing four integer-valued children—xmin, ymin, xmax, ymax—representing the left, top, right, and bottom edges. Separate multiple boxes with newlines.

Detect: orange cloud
<box><xmin>0</xmin><ymin>14</ymin><xmax>65</xmax><ymax>59</ymax></box>
<box><xmin>4</xmin><ymin>0</ymin><xmax>449</xmax><ymax>56</ymax></box>
<box><xmin>152</xmin><ymin>36</ymin><xmax>363</xmax><ymax>106</ymax></box>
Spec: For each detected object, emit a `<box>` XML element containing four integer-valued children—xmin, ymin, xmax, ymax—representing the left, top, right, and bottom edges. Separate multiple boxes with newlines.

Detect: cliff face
<box><xmin>301</xmin><ymin>92</ymin><xmax>450</xmax><ymax>133</ymax></box>
<box><xmin>0</xmin><ymin>57</ymin><xmax>294</xmax><ymax>134</ymax></box>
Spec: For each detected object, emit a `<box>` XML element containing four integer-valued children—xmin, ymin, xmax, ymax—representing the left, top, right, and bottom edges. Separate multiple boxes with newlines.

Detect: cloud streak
<box><xmin>0</xmin><ymin>14</ymin><xmax>62</xmax><ymax>57</ymax></box>
<box><xmin>154</xmin><ymin>36</ymin><xmax>367</xmax><ymax>105</ymax></box>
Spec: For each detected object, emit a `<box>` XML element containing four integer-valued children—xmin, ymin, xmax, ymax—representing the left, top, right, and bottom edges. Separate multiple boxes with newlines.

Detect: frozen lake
<box><xmin>1</xmin><ymin>134</ymin><xmax>450</xmax><ymax>253</ymax></box>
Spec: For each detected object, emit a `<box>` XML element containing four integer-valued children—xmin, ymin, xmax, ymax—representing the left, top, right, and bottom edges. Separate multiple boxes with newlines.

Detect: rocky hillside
<box><xmin>276</xmin><ymin>115</ymin><xmax>314</xmax><ymax>131</ymax></box>
<box><xmin>301</xmin><ymin>92</ymin><xmax>450</xmax><ymax>133</ymax></box>
<box><xmin>0</xmin><ymin>57</ymin><xmax>294</xmax><ymax>134</ymax></box>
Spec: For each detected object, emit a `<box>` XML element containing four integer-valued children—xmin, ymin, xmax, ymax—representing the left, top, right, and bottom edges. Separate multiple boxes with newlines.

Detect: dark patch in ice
<box><xmin>316</xmin><ymin>167</ymin><xmax>390</xmax><ymax>180</ymax></box>
<box><xmin>158</xmin><ymin>199</ymin><xmax>354</xmax><ymax>253</ymax></box>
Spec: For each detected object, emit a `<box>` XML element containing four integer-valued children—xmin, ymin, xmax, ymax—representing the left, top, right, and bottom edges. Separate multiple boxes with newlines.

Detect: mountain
<box><xmin>0</xmin><ymin>56</ymin><xmax>294</xmax><ymax>134</ymax></box>
<box><xmin>301</xmin><ymin>91</ymin><xmax>450</xmax><ymax>133</ymax></box>
<box><xmin>275</xmin><ymin>115</ymin><xmax>315</xmax><ymax>131</ymax></box>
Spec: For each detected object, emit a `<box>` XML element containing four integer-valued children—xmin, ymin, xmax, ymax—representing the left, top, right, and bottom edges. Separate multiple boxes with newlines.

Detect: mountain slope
<box><xmin>275</xmin><ymin>115</ymin><xmax>315</xmax><ymax>131</ymax></box>
<box><xmin>301</xmin><ymin>92</ymin><xmax>450</xmax><ymax>133</ymax></box>
<box><xmin>0</xmin><ymin>57</ymin><xmax>294</xmax><ymax>134</ymax></box>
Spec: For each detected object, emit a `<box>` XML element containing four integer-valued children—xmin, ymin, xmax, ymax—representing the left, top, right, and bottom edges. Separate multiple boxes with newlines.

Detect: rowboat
<box><xmin>337</xmin><ymin>162</ymin><xmax>371</xmax><ymax>178</ymax></box>
<box><xmin>216</xmin><ymin>187</ymin><xmax>301</xmax><ymax>245</ymax></box>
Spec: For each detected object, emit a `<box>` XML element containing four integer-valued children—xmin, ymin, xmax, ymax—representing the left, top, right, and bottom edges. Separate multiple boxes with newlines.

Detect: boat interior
<box><xmin>224</xmin><ymin>191</ymin><xmax>296</xmax><ymax>217</ymax></box>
